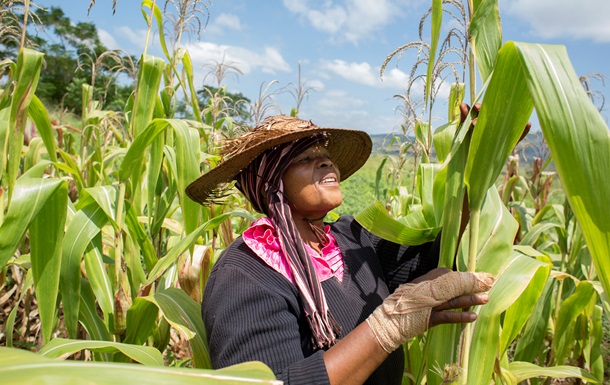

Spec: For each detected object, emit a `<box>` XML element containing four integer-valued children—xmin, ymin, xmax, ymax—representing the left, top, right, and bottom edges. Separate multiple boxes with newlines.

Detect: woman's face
<box><xmin>282</xmin><ymin>144</ymin><xmax>342</xmax><ymax>220</ymax></box>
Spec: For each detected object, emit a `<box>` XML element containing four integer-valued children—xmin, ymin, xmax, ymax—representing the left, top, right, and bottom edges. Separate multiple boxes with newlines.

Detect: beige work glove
<box><xmin>366</xmin><ymin>271</ymin><xmax>494</xmax><ymax>353</ymax></box>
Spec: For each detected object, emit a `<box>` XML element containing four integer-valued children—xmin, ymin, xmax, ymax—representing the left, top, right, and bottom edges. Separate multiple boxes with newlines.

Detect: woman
<box><xmin>185</xmin><ymin>115</ymin><xmax>492</xmax><ymax>385</ymax></box>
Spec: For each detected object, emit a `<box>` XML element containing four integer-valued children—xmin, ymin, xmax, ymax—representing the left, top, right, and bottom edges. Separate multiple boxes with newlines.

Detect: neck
<box><xmin>289</xmin><ymin>210</ymin><xmax>326</xmax><ymax>248</ymax></box>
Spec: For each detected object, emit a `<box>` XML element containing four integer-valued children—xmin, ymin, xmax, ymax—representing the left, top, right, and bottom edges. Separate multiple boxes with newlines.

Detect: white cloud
<box><xmin>503</xmin><ymin>0</ymin><xmax>610</xmax><ymax>43</ymax></box>
<box><xmin>115</xmin><ymin>26</ymin><xmax>149</xmax><ymax>49</ymax></box>
<box><xmin>306</xmin><ymin>79</ymin><xmax>326</xmax><ymax>92</ymax></box>
<box><xmin>320</xmin><ymin>59</ymin><xmax>409</xmax><ymax>89</ymax></box>
<box><xmin>184</xmin><ymin>41</ymin><xmax>291</xmax><ymax>76</ymax></box>
<box><xmin>96</xmin><ymin>26</ymin><xmax>151</xmax><ymax>54</ymax></box>
<box><xmin>205</xmin><ymin>13</ymin><xmax>243</xmax><ymax>35</ymax></box>
<box><xmin>304</xmin><ymin>89</ymin><xmax>369</xmax><ymax>128</ymax></box>
<box><xmin>98</xmin><ymin>29</ymin><xmax>120</xmax><ymax>50</ymax></box>
<box><xmin>301</xmin><ymin>89</ymin><xmax>404</xmax><ymax>134</ymax></box>
<box><xmin>282</xmin><ymin>0</ymin><xmax>402</xmax><ymax>44</ymax></box>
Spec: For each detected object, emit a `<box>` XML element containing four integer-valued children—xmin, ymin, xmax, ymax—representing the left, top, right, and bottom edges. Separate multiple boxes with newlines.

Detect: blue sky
<box><xmin>35</xmin><ymin>0</ymin><xmax>610</xmax><ymax>135</ymax></box>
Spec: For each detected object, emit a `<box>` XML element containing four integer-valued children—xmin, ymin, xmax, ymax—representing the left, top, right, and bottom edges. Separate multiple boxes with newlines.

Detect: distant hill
<box><xmin>369</xmin><ymin>132</ymin><xmax>549</xmax><ymax>166</ymax></box>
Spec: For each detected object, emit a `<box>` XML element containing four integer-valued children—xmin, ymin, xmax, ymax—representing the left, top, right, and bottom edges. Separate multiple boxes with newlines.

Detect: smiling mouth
<box><xmin>320</xmin><ymin>177</ymin><xmax>337</xmax><ymax>184</ymax></box>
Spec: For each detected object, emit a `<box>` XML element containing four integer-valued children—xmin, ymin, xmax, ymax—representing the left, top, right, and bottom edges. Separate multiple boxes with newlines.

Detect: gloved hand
<box><xmin>366</xmin><ymin>270</ymin><xmax>494</xmax><ymax>353</ymax></box>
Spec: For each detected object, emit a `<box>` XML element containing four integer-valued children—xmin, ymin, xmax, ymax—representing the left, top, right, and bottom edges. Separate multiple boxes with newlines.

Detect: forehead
<box><xmin>302</xmin><ymin>144</ymin><xmax>329</xmax><ymax>154</ymax></box>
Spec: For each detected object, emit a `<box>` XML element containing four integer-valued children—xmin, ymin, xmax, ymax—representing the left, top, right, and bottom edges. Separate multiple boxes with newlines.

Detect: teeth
<box><xmin>321</xmin><ymin>178</ymin><xmax>336</xmax><ymax>183</ymax></box>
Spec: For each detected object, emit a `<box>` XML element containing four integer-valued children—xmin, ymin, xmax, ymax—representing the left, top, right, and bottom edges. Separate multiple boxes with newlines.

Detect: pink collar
<box><xmin>243</xmin><ymin>217</ymin><xmax>344</xmax><ymax>284</ymax></box>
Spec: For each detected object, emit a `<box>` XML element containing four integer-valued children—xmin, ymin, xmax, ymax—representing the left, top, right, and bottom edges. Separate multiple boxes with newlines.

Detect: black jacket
<box><xmin>202</xmin><ymin>215</ymin><xmax>440</xmax><ymax>385</ymax></box>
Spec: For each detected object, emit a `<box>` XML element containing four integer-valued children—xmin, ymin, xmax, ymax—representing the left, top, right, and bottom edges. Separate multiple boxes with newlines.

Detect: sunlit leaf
<box><xmin>144</xmin><ymin>288</ymin><xmax>210</xmax><ymax>368</ymax></box>
<box><xmin>28</xmin><ymin>95</ymin><xmax>58</xmax><ymax>162</ymax></box>
<box><xmin>29</xmin><ymin>180</ymin><xmax>68</xmax><ymax>343</ymax></box>
<box><xmin>355</xmin><ymin>201</ymin><xmax>439</xmax><ymax>245</ymax></box>
<box><xmin>0</xmin><ymin>347</ymin><xmax>280</xmax><ymax>384</ymax></box>
<box><xmin>39</xmin><ymin>338</ymin><xmax>164</xmax><ymax>367</ymax></box>
<box><xmin>7</xmin><ymin>49</ymin><xmax>44</xmax><ymax>203</ymax></box>
<box><xmin>507</xmin><ymin>361</ymin><xmax>599</xmax><ymax>384</ymax></box>
<box><xmin>470</xmin><ymin>0</ymin><xmax>502</xmax><ymax>83</ymax></box>
<box><xmin>466</xmin><ymin>255</ymin><xmax>550</xmax><ymax>385</ymax></box>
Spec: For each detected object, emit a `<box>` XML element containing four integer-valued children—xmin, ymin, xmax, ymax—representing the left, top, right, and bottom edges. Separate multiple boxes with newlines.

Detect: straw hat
<box><xmin>185</xmin><ymin>115</ymin><xmax>372</xmax><ymax>205</ymax></box>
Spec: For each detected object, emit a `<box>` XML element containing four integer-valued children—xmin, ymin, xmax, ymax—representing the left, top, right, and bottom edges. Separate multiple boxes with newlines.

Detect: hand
<box><xmin>429</xmin><ymin>291</ymin><xmax>489</xmax><ymax>327</ymax></box>
<box><xmin>366</xmin><ymin>270</ymin><xmax>494</xmax><ymax>353</ymax></box>
<box><xmin>459</xmin><ymin>102</ymin><xmax>531</xmax><ymax>143</ymax></box>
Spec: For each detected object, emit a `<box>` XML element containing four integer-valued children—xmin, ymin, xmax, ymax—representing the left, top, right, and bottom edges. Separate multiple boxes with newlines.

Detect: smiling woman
<box><xmin>185</xmin><ymin>115</ymin><xmax>492</xmax><ymax>385</ymax></box>
<box><xmin>282</xmin><ymin>144</ymin><xmax>343</xmax><ymax>225</ymax></box>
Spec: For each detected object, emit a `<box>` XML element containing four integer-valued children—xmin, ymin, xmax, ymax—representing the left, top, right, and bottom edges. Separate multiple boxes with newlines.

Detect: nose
<box><xmin>317</xmin><ymin>155</ymin><xmax>334</xmax><ymax>168</ymax></box>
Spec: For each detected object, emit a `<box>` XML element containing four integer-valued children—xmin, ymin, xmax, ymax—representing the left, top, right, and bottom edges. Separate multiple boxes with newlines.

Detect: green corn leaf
<box><xmin>147</xmin><ymin>132</ymin><xmax>164</xmax><ymax>234</ymax></box>
<box><xmin>553</xmin><ymin>281</ymin><xmax>597</xmax><ymax>364</ymax></box>
<box><xmin>24</xmin><ymin>137</ymin><xmax>44</xmax><ymax>173</ymax></box>
<box><xmin>119</xmin><ymin>119</ymin><xmax>168</xmax><ymax>182</ymax></box>
<box><xmin>165</xmin><ymin>119</ymin><xmax>201</xmax><ymax>235</ymax></box>
<box><xmin>146</xmin><ymin>211</ymin><xmax>250</xmax><ymax>284</ymax></box>
<box><xmin>39</xmin><ymin>338</ymin><xmax>163</xmax><ymax>367</ymax></box>
<box><xmin>131</xmin><ymin>54</ymin><xmax>165</xmax><ymax>137</ymax></box>
<box><xmin>418</xmin><ymin>163</ymin><xmax>442</xmax><ymax>226</ymax></box>
<box><xmin>27</xmin><ymin>95</ymin><xmax>58</xmax><ymax>162</ymax></box>
<box><xmin>424</xmin><ymin>324</ymin><xmax>460</xmax><ymax>385</ymax></box>
<box><xmin>124</xmin><ymin>201</ymin><xmax>158</xmax><ymax>271</ymax></box>
<box><xmin>83</xmin><ymin>244</ymin><xmax>114</xmax><ymax>317</ymax></box>
<box><xmin>432</xmin><ymin>122</ymin><xmax>458</xmax><ymax>164</ymax></box>
<box><xmin>0</xmin><ymin>107</ymin><xmax>9</xmax><ymax>177</ymax></box>
<box><xmin>374</xmin><ymin>157</ymin><xmax>387</xmax><ymax>201</ymax></box>
<box><xmin>448</xmin><ymin>82</ymin><xmax>466</xmax><ymax>123</ymax></box>
<box><xmin>507</xmin><ymin>361</ymin><xmax>599</xmax><ymax>384</ymax></box>
<box><xmin>414</xmin><ymin>120</ymin><xmax>430</xmax><ymax>156</ymax></box>
<box><xmin>79</xmin><ymin>278</ymin><xmax>113</xmax><ymax>344</ymax></box>
<box><xmin>141</xmin><ymin>1</ymin><xmax>171</xmax><ymax>61</ymax></box>
<box><xmin>78</xmin><ymin>186</ymin><xmax>119</xmax><ymax>227</ymax></box>
<box><xmin>0</xmin><ymin>178</ymin><xmax>67</xmax><ymax>270</ymax></box>
<box><xmin>464</xmin><ymin>43</ymin><xmax>534</xmax><ymax>212</ymax></box>
<box><xmin>182</xmin><ymin>50</ymin><xmax>203</xmax><ymax>123</ymax></box>
<box><xmin>432</xmin><ymin>82</ymin><xmax>464</xmax><ymax>165</ymax></box>
<box><xmin>7</xmin><ymin>49</ymin><xmax>44</xmax><ymax>204</ymax></box>
<box><xmin>514</xmin><ymin>277</ymin><xmax>554</xmax><ymax>363</ymax></box>
<box><xmin>469</xmin><ymin>0</ymin><xmax>502</xmax><ymax>83</ymax></box>
<box><xmin>586</xmin><ymin>305</ymin><xmax>603</xmax><ymax>382</ymax></box>
<box><xmin>124</xmin><ymin>297</ymin><xmax>159</xmax><ymax>346</ymax></box>
<box><xmin>466</xmin><ymin>254</ymin><xmax>550</xmax><ymax>385</ymax></box>
<box><xmin>500</xmin><ymin>256</ymin><xmax>550</xmax><ymax>354</ymax></box>
<box><xmin>61</xmin><ymin>204</ymin><xmax>109</xmax><ymax>338</ymax></box>
<box><xmin>425</xmin><ymin>0</ymin><xmax>442</xmax><ymax>109</ymax></box>
<box><xmin>58</xmin><ymin>149</ymin><xmax>86</xmax><ymax>190</ymax></box>
<box><xmin>144</xmin><ymin>288</ymin><xmax>210</xmax><ymax>369</ymax></box>
<box><xmin>0</xmin><ymin>347</ymin><xmax>280</xmax><ymax>385</ymax></box>
<box><xmin>82</xmin><ymin>84</ymin><xmax>93</xmax><ymax>121</ymax></box>
<box><xmin>121</xmin><ymin>118</ymin><xmax>202</xmax><ymax>234</ymax></box>
<box><xmin>512</xmin><ymin>41</ymin><xmax>610</xmax><ymax>303</ymax></box>
<box><xmin>355</xmin><ymin>201</ymin><xmax>440</xmax><ymax>245</ymax></box>
<box><xmin>457</xmin><ymin>188</ymin><xmax>518</xmax><ymax>275</ymax></box>
<box><xmin>438</xmin><ymin>130</ymin><xmax>471</xmax><ymax>268</ymax></box>
<box><xmin>519</xmin><ymin>222</ymin><xmax>562</xmax><ymax>247</ymax></box>
<box><xmin>29</xmin><ymin>180</ymin><xmax>68</xmax><ymax>344</ymax></box>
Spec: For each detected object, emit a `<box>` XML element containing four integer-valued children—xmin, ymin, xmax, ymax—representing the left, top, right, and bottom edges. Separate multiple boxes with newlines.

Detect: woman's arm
<box><xmin>323</xmin><ymin>269</ymin><xmax>490</xmax><ymax>385</ymax></box>
<box><xmin>203</xmin><ymin>260</ymin><xmax>331</xmax><ymax>384</ymax></box>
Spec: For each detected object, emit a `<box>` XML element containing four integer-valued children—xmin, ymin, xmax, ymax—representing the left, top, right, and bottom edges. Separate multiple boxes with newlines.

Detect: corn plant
<box><xmin>0</xmin><ymin>1</ymin><xmax>271</xmax><ymax>383</ymax></box>
<box><xmin>357</xmin><ymin>0</ymin><xmax>608</xmax><ymax>384</ymax></box>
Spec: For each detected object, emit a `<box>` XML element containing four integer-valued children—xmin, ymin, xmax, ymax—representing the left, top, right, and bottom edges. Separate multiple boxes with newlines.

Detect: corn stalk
<box><xmin>357</xmin><ymin>0</ymin><xmax>608</xmax><ymax>384</ymax></box>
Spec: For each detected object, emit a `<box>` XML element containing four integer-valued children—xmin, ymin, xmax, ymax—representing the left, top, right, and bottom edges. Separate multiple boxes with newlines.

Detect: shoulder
<box><xmin>207</xmin><ymin>237</ymin><xmax>297</xmax><ymax>298</ymax></box>
<box><xmin>329</xmin><ymin>215</ymin><xmax>365</xmax><ymax>236</ymax></box>
<box><xmin>328</xmin><ymin>215</ymin><xmax>375</xmax><ymax>247</ymax></box>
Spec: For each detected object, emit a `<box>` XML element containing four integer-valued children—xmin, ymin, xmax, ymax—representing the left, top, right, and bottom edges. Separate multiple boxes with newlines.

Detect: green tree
<box><xmin>11</xmin><ymin>6</ymin><xmax>135</xmax><ymax>114</ymax></box>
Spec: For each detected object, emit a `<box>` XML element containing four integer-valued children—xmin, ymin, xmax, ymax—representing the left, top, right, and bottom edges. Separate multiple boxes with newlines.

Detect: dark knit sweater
<box><xmin>202</xmin><ymin>215</ymin><xmax>440</xmax><ymax>385</ymax></box>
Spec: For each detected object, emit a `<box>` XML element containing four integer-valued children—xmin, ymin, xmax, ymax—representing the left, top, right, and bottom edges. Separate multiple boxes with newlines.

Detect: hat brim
<box><xmin>185</xmin><ymin>126</ymin><xmax>372</xmax><ymax>204</ymax></box>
